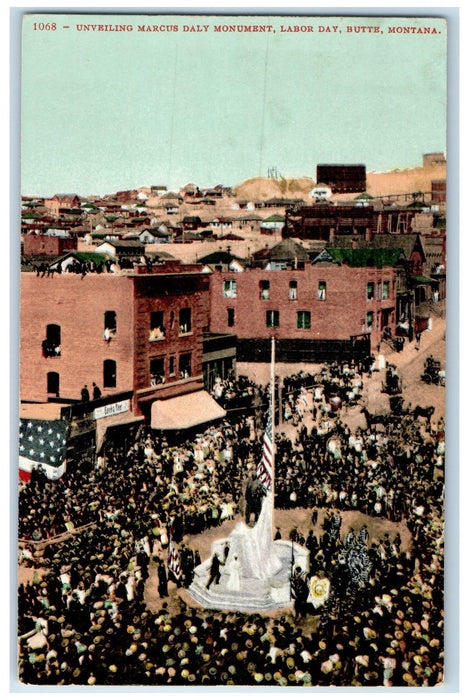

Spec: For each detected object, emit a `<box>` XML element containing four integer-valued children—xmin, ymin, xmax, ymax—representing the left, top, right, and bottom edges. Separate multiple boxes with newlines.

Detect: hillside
<box><xmin>233</xmin><ymin>164</ymin><xmax>446</xmax><ymax>201</ymax></box>
<box><xmin>233</xmin><ymin>176</ymin><xmax>314</xmax><ymax>200</ymax></box>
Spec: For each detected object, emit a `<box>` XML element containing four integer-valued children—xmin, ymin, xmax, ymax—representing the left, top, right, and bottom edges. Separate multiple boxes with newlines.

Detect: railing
<box><xmin>18</xmin><ymin>522</ymin><xmax>96</xmax><ymax>557</ymax></box>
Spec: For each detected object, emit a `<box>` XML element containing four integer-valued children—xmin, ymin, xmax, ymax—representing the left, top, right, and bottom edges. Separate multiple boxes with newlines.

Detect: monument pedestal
<box><xmin>188</xmin><ymin>539</ymin><xmax>308</xmax><ymax>613</ymax></box>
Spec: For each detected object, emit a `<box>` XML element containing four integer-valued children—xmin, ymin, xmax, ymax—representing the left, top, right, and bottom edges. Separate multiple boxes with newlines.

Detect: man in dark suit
<box><xmin>206</xmin><ymin>552</ymin><xmax>222</xmax><ymax>589</ymax></box>
<box><xmin>156</xmin><ymin>558</ymin><xmax>168</xmax><ymax>598</ymax></box>
<box><xmin>245</xmin><ymin>473</ymin><xmax>267</xmax><ymax>525</ymax></box>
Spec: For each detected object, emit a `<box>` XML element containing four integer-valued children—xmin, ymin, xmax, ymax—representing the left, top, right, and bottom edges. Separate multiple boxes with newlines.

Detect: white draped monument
<box><xmin>188</xmin><ymin>339</ymin><xmax>309</xmax><ymax>613</ymax></box>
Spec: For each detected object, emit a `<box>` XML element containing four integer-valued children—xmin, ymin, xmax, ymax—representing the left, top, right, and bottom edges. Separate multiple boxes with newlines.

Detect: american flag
<box><xmin>19</xmin><ymin>418</ymin><xmax>69</xmax><ymax>482</ymax></box>
<box><xmin>256</xmin><ymin>402</ymin><xmax>273</xmax><ymax>491</ymax></box>
<box><xmin>167</xmin><ymin>526</ymin><xmax>181</xmax><ymax>580</ymax></box>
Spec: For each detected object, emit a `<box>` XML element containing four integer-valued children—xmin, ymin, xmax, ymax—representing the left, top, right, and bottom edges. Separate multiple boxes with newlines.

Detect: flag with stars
<box><xmin>167</xmin><ymin>525</ymin><xmax>181</xmax><ymax>581</ymax></box>
<box><xmin>256</xmin><ymin>401</ymin><xmax>273</xmax><ymax>491</ymax></box>
<box><xmin>19</xmin><ymin>418</ymin><xmax>69</xmax><ymax>481</ymax></box>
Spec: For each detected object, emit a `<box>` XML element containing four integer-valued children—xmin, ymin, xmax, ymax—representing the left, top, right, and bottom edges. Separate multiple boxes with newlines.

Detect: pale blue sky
<box><xmin>21</xmin><ymin>13</ymin><xmax>447</xmax><ymax>196</ymax></box>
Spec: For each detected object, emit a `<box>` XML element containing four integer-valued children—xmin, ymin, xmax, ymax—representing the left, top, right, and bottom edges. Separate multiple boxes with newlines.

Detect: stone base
<box><xmin>187</xmin><ymin>540</ymin><xmax>308</xmax><ymax>613</ymax></box>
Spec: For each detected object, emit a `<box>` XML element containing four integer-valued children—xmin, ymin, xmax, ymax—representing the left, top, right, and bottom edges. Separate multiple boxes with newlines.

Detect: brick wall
<box><xmin>20</xmin><ymin>274</ymin><xmax>136</xmax><ymax>402</ymax></box>
<box><xmin>20</xmin><ymin>269</ymin><xmax>212</xmax><ymax>408</ymax></box>
<box><xmin>22</xmin><ymin>234</ymin><xmax>76</xmax><ymax>257</ymax></box>
<box><xmin>209</xmin><ymin>264</ymin><xmax>396</xmax><ymax>350</ymax></box>
<box><xmin>133</xmin><ymin>273</ymin><xmax>210</xmax><ymax>392</ymax></box>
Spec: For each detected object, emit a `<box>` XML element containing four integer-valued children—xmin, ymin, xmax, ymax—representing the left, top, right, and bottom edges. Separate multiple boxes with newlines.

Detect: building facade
<box><xmin>209</xmin><ymin>257</ymin><xmax>398</xmax><ymax>360</ymax></box>
<box><xmin>316</xmin><ymin>164</ymin><xmax>367</xmax><ymax>194</ymax></box>
<box><xmin>20</xmin><ymin>262</ymin><xmax>219</xmax><ymax>431</ymax></box>
<box><xmin>22</xmin><ymin>232</ymin><xmax>77</xmax><ymax>258</ymax></box>
<box><xmin>283</xmin><ymin>204</ymin><xmax>418</xmax><ymax>241</ymax></box>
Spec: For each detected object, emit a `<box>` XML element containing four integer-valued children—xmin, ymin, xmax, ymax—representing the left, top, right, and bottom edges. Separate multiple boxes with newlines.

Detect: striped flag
<box><xmin>167</xmin><ymin>526</ymin><xmax>181</xmax><ymax>580</ymax></box>
<box><xmin>256</xmin><ymin>402</ymin><xmax>273</xmax><ymax>491</ymax></box>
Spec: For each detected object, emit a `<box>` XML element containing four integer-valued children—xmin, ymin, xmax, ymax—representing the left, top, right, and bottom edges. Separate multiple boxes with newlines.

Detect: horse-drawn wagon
<box><xmin>382</xmin><ymin>365</ymin><xmax>402</xmax><ymax>395</ymax></box>
<box><xmin>421</xmin><ymin>356</ymin><xmax>445</xmax><ymax>386</ymax></box>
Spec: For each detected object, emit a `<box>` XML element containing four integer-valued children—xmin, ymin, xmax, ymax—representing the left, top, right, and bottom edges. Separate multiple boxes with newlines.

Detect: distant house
<box><xmin>233</xmin><ymin>200</ymin><xmax>255</xmax><ymax>211</ymax></box>
<box><xmin>234</xmin><ymin>214</ymin><xmax>263</xmax><ymax>231</ymax></box>
<box><xmin>115</xmin><ymin>190</ymin><xmax>138</xmax><ymax>202</ymax></box>
<box><xmin>49</xmin><ymin>251</ymin><xmax>112</xmax><ymax>273</ymax></box>
<box><xmin>354</xmin><ymin>193</ymin><xmax>374</xmax><ymax>207</ymax></box>
<box><xmin>173</xmin><ymin>231</ymin><xmax>204</xmax><ymax>244</ymax></box>
<box><xmin>252</xmin><ymin>238</ymin><xmax>310</xmax><ymax>269</ymax></box>
<box><xmin>22</xmin><ymin>231</ymin><xmax>77</xmax><ymax>257</ymax></box>
<box><xmin>260</xmin><ymin>214</ymin><xmax>285</xmax><ymax>233</ymax></box>
<box><xmin>203</xmin><ymin>185</ymin><xmax>224</xmax><ymax>199</ymax></box>
<box><xmin>162</xmin><ymin>201</ymin><xmax>180</xmax><ymax>215</ymax></box>
<box><xmin>264</xmin><ymin>197</ymin><xmax>304</xmax><ymax>208</ymax></box>
<box><xmin>182</xmin><ymin>216</ymin><xmax>203</xmax><ymax>231</ymax></box>
<box><xmin>127</xmin><ymin>215</ymin><xmax>152</xmax><ymax>228</ymax></box>
<box><xmin>182</xmin><ymin>183</ymin><xmax>201</xmax><ymax>199</ymax></box>
<box><xmin>151</xmin><ymin>185</ymin><xmax>168</xmax><ymax>195</ymax></box>
<box><xmin>218</xmin><ymin>232</ymin><xmax>244</xmax><ymax>241</ymax></box>
<box><xmin>94</xmin><ymin>240</ymin><xmax>146</xmax><ymax>260</ymax></box>
<box><xmin>92</xmin><ymin>201</ymin><xmax>123</xmax><ymax>214</ymax></box>
<box><xmin>138</xmin><ymin>227</ymin><xmax>172</xmax><ymax>244</ymax></box>
<box><xmin>210</xmin><ymin>216</ymin><xmax>233</xmax><ymax>232</ymax></box>
<box><xmin>44</xmin><ymin>194</ymin><xmax>81</xmax><ymax>215</ymax></box>
<box><xmin>198</xmin><ymin>251</ymin><xmax>246</xmax><ymax>271</ymax></box>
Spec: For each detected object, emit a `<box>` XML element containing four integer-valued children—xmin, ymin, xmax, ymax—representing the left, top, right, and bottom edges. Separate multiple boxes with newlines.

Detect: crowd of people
<box><xmin>17</xmin><ymin>366</ymin><xmax>445</xmax><ymax>687</ymax></box>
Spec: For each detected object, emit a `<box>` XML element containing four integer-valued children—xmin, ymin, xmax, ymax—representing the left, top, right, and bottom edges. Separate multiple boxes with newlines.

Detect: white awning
<box><xmin>151</xmin><ymin>391</ymin><xmax>226</xmax><ymax>430</ymax></box>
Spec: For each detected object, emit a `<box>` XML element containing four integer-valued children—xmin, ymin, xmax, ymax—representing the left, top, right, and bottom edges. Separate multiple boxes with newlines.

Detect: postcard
<box><xmin>17</xmin><ymin>11</ymin><xmax>450</xmax><ymax>688</ymax></box>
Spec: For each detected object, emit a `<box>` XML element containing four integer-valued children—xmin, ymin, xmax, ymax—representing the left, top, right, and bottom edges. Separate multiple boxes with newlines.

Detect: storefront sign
<box><xmin>93</xmin><ymin>400</ymin><xmax>130</xmax><ymax>420</ymax></box>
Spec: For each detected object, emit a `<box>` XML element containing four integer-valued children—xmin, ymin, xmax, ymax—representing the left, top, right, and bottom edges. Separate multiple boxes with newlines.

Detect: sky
<box><xmin>20</xmin><ymin>12</ymin><xmax>447</xmax><ymax>197</ymax></box>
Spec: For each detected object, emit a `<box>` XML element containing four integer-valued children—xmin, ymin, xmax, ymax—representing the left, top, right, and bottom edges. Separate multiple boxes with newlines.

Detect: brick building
<box><xmin>316</xmin><ymin>164</ymin><xmax>367</xmax><ymax>194</ymax></box>
<box><xmin>423</xmin><ymin>152</ymin><xmax>446</xmax><ymax>168</ymax></box>
<box><xmin>431</xmin><ymin>179</ymin><xmax>446</xmax><ymax>204</ymax></box>
<box><xmin>20</xmin><ymin>262</ymin><xmax>227</xmax><ymax>458</ymax></box>
<box><xmin>209</xmin><ymin>251</ymin><xmax>399</xmax><ymax>360</ymax></box>
<box><xmin>43</xmin><ymin>194</ymin><xmax>81</xmax><ymax>215</ymax></box>
<box><xmin>22</xmin><ymin>232</ymin><xmax>77</xmax><ymax>258</ymax></box>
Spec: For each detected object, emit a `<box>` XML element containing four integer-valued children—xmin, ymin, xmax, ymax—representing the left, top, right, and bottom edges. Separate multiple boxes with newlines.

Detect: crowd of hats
<box><xmin>18</xmin><ymin>371</ymin><xmax>445</xmax><ymax>686</ymax></box>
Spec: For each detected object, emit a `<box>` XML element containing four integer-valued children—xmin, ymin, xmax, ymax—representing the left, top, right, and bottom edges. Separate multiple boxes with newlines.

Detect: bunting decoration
<box><xmin>19</xmin><ymin>418</ymin><xmax>69</xmax><ymax>482</ymax></box>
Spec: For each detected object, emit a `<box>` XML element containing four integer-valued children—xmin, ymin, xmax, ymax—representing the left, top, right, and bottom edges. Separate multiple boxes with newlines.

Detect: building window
<box><xmin>149</xmin><ymin>311</ymin><xmax>165</xmax><ymax>341</ymax></box>
<box><xmin>366</xmin><ymin>282</ymin><xmax>374</xmax><ymax>301</ymax></box>
<box><xmin>169</xmin><ymin>356</ymin><xmax>175</xmax><ymax>377</ymax></box>
<box><xmin>179</xmin><ymin>308</ymin><xmax>192</xmax><ymax>334</ymax></box>
<box><xmin>103</xmin><ymin>359</ymin><xmax>117</xmax><ymax>388</ymax></box>
<box><xmin>104</xmin><ymin>310</ymin><xmax>116</xmax><ymax>342</ymax></box>
<box><xmin>223</xmin><ymin>279</ymin><xmax>237</xmax><ymax>298</ymax></box>
<box><xmin>297</xmin><ymin>310</ymin><xmax>311</xmax><ymax>330</ymax></box>
<box><xmin>260</xmin><ymin>280</ymin><xmax>270</xmax><ymax>300</ymax></box>
<box><xmin>317</xmin><ymin>281</ymin><xmax>326</xmax><ymax>300</ymax></box>
<box><xmin>266</xmin><ymin>310</ymin><xmax>279</xmax><ymax>328</ymax></box>
<box><xmin>289</xmin><ymin>281</ymin><xmax>298</xmax><ymax>300</ymax></box>
<box><xmin>47</xmin><ymin>371</ymin><xmax>60</xmax><ymax>396</ymax></box>
<box><xmin>42</xmin><ymin>324</ymin><xmax>61</xmax><ymax>357</ymax></box>
<box><xmin>227</xmin><ymin>308</ymin><xmax>235</xmax><ymax>327</ymax></box>
<box><xmin>382</xmin><ymin>281</ymin><xmax>390</xmax><ymax>300</ymax></box>
<box><xmin>366</xmin><ymin>312</ymin><xmax>373</xmax><ymax>330</ymax></box>
<box><xmin>150</xmin><ymin>358</ymin><xmax>165</xmax><ymax>386</ymax></box>
<box><xmin>179</xmin><ymin>353</ymin><xmax>192</xmax><ymax>379</ymax></box>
